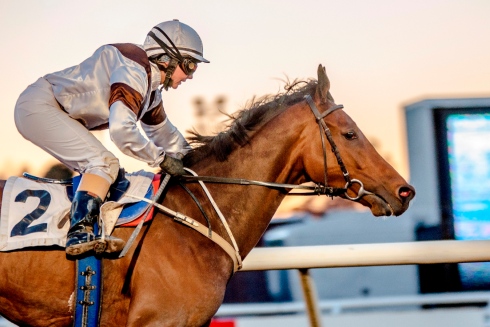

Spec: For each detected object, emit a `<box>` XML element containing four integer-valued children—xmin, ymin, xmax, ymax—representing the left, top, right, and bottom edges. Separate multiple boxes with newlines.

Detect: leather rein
<box><xmin>147</xmin><ymin>94</ymin><xmax>371</xmax><ymax>273</ymax></box>
<box><xmin>22</xmin><ymin>95</ymin><xmax>374</xmax><ymax>273</ymax></box>
<box><xmin>181</xmin><ymin>94</ymin><xmax>373</xmax><ymax>201</ymax></box>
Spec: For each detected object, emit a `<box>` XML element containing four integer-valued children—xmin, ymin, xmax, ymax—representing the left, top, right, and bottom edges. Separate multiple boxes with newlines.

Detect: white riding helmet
<box><xmin>144</xmin><ymin>19</ymin><xmax>209</xmax><ymax>63</ymax></box>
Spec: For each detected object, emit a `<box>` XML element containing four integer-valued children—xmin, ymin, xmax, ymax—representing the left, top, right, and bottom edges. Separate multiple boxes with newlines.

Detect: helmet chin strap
<box><xmin>147</xmin><ymin>28</ymin><xmax>185</xmax><ymax>91</ymax></box>
<box><xmin>156</xmin><ymin>58</ymin><xmax>179</xmax><ymax>91</ymax></box>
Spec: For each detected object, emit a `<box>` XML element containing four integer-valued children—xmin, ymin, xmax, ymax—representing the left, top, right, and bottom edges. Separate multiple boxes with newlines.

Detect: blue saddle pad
<box><xmin>67</xmin><ymin>174</ymin><xmax>154</xmax><ymax>226</ymax></box>
<box><xmin>116</xmin><ymin>184</ymin><xmax>154</xmax><ymax>225</ymax></box>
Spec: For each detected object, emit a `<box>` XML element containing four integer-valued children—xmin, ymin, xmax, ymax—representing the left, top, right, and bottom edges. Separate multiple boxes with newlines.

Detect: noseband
<box><xmin>305</xmin><ymin>95</ymin><xmax>373</xmax><ymax>200</ymax></box>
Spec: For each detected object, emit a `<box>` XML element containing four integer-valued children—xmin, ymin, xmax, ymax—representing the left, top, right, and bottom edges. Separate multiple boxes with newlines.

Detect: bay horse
<box><xmin>0</xmin><ymin>65</ymin><xmax>414</xmax><ymax>326</ymax></box>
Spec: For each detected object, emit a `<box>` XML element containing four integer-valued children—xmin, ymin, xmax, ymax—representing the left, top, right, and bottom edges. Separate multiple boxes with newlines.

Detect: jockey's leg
<box><xmin>66</xmin><ymin>186</ymin><xmax>103</xmax><ymax>256</ymax></box>
<box><xmin>67</xmin><ymin>173</ymin><xmax>125</xmax><ymax>255</ymax></box>
<box><xmin>14</xmin><ymin>77</ymin><xmax>125</xmax><ymax>255</ymax></box>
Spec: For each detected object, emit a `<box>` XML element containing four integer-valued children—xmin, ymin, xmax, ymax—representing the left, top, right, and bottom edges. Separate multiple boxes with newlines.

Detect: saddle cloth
<box><xmin>0</xmin><ymin>170</ymin><xmax>159</xmax><ymax>251</ymax></box>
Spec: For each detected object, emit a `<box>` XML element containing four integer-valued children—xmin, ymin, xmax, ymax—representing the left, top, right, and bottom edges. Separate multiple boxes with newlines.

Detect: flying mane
<box><xmin>0</xmin><ymin>66</ymin><xmax>415</xmax><ymax>327</ymax></box>
<box><xmin>184</xmin><ymin>79</ymin><xmax>323</xmax><ymax>166</ymax></box>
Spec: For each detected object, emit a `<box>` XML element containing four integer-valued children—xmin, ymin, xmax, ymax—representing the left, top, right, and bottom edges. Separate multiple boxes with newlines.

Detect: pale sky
<box><xmin>1</xmin><ymin>0</ymin><xmax>489</xmax><ymax>180</ymax></box>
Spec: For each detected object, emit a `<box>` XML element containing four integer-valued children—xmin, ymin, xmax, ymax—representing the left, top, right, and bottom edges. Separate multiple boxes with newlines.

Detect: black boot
<box><xmin>65</xmin><ymin>191</ymin><xmax>101</xmax><ymax>256</ymax></box>
<box><xmin>66</xmin><ymin>191</ymin><xmax>126</xmax><ymax>256</ymax></box>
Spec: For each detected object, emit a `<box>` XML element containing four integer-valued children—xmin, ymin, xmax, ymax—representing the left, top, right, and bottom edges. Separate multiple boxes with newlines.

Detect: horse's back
<box><xmin>0</xmin><ymin>180</ymin><xmax>74</xmax><ymax>325</ymax></box>
<box><xmin>0</xmin><ymin>179</ymin><xmax>234</xmax><ymax>326</ymax></box>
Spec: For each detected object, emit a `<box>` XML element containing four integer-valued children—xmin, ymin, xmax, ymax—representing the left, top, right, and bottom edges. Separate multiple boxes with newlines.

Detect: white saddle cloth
<box><xmin>0</xmin><ymin>170</ymin><xmax>153</xmax><ymax>251</ymax></box>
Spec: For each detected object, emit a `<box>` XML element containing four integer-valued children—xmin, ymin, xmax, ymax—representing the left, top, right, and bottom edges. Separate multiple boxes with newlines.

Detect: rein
<box><xmin>156</xmin><ymin>95</ymin><xmax>374</xmax><ymax>272</ymax></box>
<box><xmin>25</xmin><ymin>95</ymin><xmax>373</xmax><ymax>273</ymax></box>
<box><xmin>180</xmin><ymin>175</ymin><xmax>346</xmax><ymax>197</ymax></box>
<box><xmin>124</xmin><ymin>168</ymin><xmax>242</xmax><ymax>273</ymax></box>
<box><xmin>181</xmin><ymin>94</ymin><xmax>373</xmax><ymax>201</ymax></box>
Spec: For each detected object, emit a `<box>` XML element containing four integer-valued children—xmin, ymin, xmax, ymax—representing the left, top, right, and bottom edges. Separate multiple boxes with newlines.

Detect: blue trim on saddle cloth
<box><xmin>67</xmin><ymin>171</ymin><xmax>130</xmax><ymax>203</ymax></box>
<box><xmin>74</xmin><ymin>240</ymin><xmax>102</xmax><ymax>326</ymax></box>
<box><xmin>67</xmin><ymin>175</ymin><xmax>155</xmax><ymax>226</ymax></box>
<box><xmin>115</xmin><ymin>184</ymin><xmax>153</xmax><ymax>225</ymax></box>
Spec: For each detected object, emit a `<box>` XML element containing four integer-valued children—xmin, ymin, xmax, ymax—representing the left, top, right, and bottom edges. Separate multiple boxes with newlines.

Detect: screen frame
<box><xmin>432</xmin><ymin>106</ymin><xmax>490</xmax><ymax>291</ymax></box>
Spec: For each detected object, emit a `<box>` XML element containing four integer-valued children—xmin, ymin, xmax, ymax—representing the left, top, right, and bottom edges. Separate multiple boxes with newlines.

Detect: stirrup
<box><xmin>66</xmin><ymin>239</ymin><xmax>98</xmax><ymax>256</ymax></box>
<box><xmin>94</xmin><ymin>236</ymin><xmax>126</xmax><ymax>254</ymax></box>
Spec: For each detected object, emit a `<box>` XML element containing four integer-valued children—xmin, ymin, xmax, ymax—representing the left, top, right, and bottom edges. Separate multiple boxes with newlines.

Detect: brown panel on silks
<box><xmin>109</xmin><ymin>83</ymin><xmax>144</xmax><ymax>117</ymax></box>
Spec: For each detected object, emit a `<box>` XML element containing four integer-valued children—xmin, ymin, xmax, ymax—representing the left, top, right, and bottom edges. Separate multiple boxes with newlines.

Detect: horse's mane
<box><xmin>183</xmin><ymin>79</ymin><xmax>319</xmax><ymax>166</ymax></box>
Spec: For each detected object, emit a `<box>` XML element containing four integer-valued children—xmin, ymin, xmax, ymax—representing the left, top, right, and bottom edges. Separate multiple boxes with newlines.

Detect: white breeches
<box><xmin>14</xmin><ymin>77</ymin><xmax>119</xmax><ymax>184</ymax></box>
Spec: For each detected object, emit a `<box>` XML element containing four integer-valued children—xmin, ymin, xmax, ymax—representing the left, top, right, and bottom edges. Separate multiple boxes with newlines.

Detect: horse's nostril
<box><xmin>399</xmin><ymin>186</ymin><xmax>413</xmax><ymax>200</ymax></box>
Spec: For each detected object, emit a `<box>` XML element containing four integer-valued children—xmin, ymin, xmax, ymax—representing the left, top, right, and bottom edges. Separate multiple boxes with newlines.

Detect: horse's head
<box><xmin>185</xmin><ymin>64</ymin><xmax>414</xmax><ymax>217</ymax></box>
<box><xmin>301</xmin><ymin>65</ymin><xmax>415</xmax><ymax>216</ymax></box>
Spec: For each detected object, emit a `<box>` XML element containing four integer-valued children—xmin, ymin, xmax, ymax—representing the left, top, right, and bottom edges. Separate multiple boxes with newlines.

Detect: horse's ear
<box><xmin>315</xmin><ymin>64</ymin><xmax>330</xmax><ymax>103</ymax></box>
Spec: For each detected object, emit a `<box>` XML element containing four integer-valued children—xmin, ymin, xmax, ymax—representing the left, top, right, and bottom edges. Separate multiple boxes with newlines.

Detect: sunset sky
<box><xmin>0</xmin><ymin>0</ymin><xmax>489</xmax><ymax>181</ymax></box>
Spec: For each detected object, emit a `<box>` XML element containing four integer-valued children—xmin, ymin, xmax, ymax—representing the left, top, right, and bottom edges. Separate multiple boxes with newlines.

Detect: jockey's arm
<box><xmin>108</xmin><ymin>101</ymin><xmax>165</xmax><ymax>168</ymax></box>
<box><xmin>140</xmin><ymin>105</ymin><xmax>192</xmax><ymax>159</ymax></box>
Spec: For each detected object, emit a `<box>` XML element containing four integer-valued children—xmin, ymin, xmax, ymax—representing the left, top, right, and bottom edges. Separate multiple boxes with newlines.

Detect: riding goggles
<box><xmin>180</xmin><ymin>57</ymin><xmax>198</xmax><ymax>76</ymax></box>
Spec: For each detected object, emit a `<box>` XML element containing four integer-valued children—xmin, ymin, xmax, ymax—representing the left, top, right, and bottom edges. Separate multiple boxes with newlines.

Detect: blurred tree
<box><xmin>192</xmin><ymin>95</ymin><xmax>228</xmax><ymax>135</ymax></box>
<box><xmin>17</xmin><ymin>164</ymin><xmax>30</xmax><ymax>177</ymax></box>
<box><xmin>43</xmin><ymin>163</ymin><xmax>73</xmax><ymax>179</ymax></box>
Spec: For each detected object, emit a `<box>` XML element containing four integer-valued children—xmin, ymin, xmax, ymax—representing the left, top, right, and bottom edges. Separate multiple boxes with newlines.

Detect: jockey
<box><xmin>14</xmin><ymin>19</ymin><xmax>209</xmax><ymax>256</ymax></box>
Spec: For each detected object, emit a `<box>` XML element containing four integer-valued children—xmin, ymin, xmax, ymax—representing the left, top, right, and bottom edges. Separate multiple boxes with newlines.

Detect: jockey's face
<box><xmin>159</xmin><ymin>63</ymin><xmax>195</xmax><ymax>90</ymax></box>
<box><xmin>170</xmin><ymin>65</ymin><xmax>194</xmax><ymax>89</ymax></box>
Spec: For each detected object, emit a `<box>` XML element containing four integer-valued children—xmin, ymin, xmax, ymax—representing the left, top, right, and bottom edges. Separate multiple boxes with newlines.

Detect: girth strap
<box><xmin>126</xmin><ymin>194</ymin><xmax>241</xmax><ymax>273</ymax></box>
<box><xmin>173</xmin><ymin>212</ymin><xmax>240</xmax><ymax>273</ymax></box>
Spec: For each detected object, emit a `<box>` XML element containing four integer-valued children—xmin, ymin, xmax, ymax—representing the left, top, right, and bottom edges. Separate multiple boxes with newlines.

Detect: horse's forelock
<box><xmin>184</xmin><ymin>79</ymin><xmax>318</xmax><ymax>166</ymax></box>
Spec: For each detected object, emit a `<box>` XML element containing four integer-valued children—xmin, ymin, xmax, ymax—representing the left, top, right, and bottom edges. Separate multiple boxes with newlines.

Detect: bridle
<box><xmin>304</xmin><ymin>95</ymin><xmax>373</xmax><ymax>201</ymax></box>
<box><xmin>22</xmin><ymin>94</ymin><xmax>374</xmax><ymax>272</ymax></box>
<box><xmin>23</xmin><ymin>94</ymin><xmax>372</xmax><ymax>200</ymax></box>
<box><xmin>182</xmin><ymin>94</ymin><xmax>373</xmax><ymax>201</ymax></box>
<box><xmin>132</xmin><ymin>95</ymin><xmax>374</xmax><ymax>272</ymax></box>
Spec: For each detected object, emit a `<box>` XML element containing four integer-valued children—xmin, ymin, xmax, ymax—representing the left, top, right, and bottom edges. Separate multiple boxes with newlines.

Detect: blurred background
<box><xmin>1</xmin><ymin>1</ymin><xmax>490</xmax><ymax>326</ymax></box>
<box><xmin>1</xmin><ymin>0</ymin><xmax>489</xmax><ymax>176</ymax></box>
<box><xmin>1</xmin><ymin>0</ymin><xmax>489</xmax><ymax>216</ymax></box>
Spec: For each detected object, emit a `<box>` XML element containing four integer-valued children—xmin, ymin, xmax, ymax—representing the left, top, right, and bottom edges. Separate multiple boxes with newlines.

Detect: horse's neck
<box><xmin>195</xmin><ymin>111</ymin><xmax>305</xmax><ymax>257</ymax></box>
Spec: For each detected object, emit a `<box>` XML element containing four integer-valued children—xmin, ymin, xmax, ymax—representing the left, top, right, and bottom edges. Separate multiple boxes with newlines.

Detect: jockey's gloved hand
<box><xmin>160</xmin><ymin>154</ymin><xmax>186</xmax><ymax>176</ymax></box>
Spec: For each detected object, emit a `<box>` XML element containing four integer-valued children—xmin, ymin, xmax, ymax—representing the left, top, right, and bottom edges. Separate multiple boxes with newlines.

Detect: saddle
<box><xmin>0</xmin><ymin>169</ymin><xmax>160</xmax><ymax>252</ymax></box>
<box><xmin>66</xmin><ymin>169</ymin><xmax>160</xmax><ymax>227</ymax></box>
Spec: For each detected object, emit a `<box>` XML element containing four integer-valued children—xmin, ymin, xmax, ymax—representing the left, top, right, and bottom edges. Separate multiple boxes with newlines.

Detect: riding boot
<box><xmin>65</xmin><ymin>191</ymin><xmax>101</xmax><ymax>256</ymax></box>
<box><xmin>66</xmin><ymin>191</ymin><xmax>126</xmax><ymax>255</ymax></box>
<box><xmin>93</xmin><ymin>169</ymin><xmax>128</xmax><ymax>254</ymax></box>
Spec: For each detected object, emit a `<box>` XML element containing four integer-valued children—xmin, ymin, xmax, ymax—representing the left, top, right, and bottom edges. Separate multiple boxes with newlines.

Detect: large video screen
<box><xmin>445</xmin><ymin>112</ymin><xmax>490</xmax><ymax>289</ymax></box>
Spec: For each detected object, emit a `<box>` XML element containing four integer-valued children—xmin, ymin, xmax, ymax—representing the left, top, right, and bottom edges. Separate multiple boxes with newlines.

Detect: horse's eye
<box><xmin>343</xmin><ymin>131</ymin><xmax>358</xmax><ymax>140</ymax></box>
